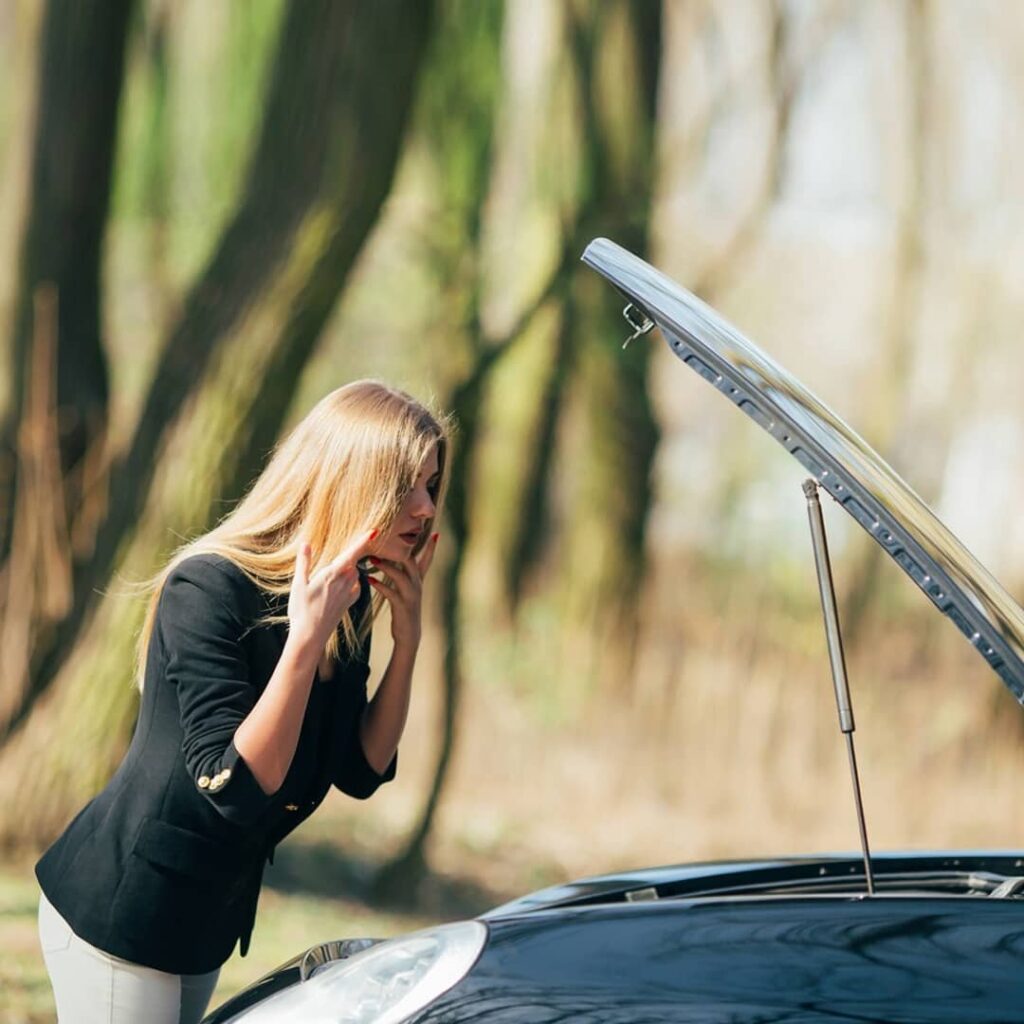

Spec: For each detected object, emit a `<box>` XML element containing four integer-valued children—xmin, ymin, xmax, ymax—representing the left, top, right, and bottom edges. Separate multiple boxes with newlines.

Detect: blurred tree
<box><xmin>377</xmin><ymin>0</ymin><xmax>667</xmax><ymax>898</ymax></box>
<box><xmin>552</xmin><ymin>0</ymin><xmax>663</xmax><ymax>688</ymax></box>
<box><xmin>0</xmin><ymin>0</ymin><xmax>135</xmax><ymax>729</ymax></box>
<box><xmin>466</xmin><ymin>0</ymin><xmax>663</xmax><ymax>678</ymax></box>
<box><xmin>468</xmin><ymin>3</ymin><xmax>580</xmax><ymax>620</ymax></box>
<box><xmin>0</xmin><ymin>0</ymin><xmax>435</xmax><ymax>848</ymax></box>
<box><xmin>373</xmin><ymin>0</ymin><xmax>508</xmax><ymax>902</ymax></box>
<box><xmin>470</xmin><ymin>299</ymin><xmax>579</xmax><ymax>632</ymax></box>
<box><xmin>0</xmin><ymin>0</ymin><xmax>134</xmax><ymax>563</ymax></box>
<box><xmin>135</xmin><ymin>0</ymin><xmax>174</xmax><ymax>323</ymax></box>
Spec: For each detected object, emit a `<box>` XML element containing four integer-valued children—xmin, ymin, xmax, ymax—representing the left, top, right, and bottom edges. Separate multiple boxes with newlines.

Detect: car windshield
<box><xmin>582</xmin><ymin>238</ymin><xmax>1024</xmax><ymax>703</ymax></box>
<box><xmin>651</xmin><ymin>870</ymin><xmax>1024</xmax><ymax>901</ymax></box>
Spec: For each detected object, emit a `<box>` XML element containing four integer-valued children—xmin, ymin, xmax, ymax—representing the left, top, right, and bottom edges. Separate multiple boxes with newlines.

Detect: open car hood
<box><xmin>582</xmin><ymin>237</ymin><xmax>1024</xmax><ymax>703</ymax></box>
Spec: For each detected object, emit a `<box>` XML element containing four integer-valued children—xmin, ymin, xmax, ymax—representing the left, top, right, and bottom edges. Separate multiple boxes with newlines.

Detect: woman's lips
<box><xmin>399</xmin><ymin>530</ymin><xmax>420</xmax><ymax>545</ymax></box>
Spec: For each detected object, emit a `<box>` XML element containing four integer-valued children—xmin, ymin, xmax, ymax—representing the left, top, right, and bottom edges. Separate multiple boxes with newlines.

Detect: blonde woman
<box><xmin>34</xmin><ymin>381</ymin><xmax>449</xmax><ymax>1024</ymax></box>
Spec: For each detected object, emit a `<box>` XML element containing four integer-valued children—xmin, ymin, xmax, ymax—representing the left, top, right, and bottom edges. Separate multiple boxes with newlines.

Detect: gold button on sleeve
<box><xmin>197</xmin><ymin>776</ymin><xmax>211</xmax><ymax>790</ymax></box>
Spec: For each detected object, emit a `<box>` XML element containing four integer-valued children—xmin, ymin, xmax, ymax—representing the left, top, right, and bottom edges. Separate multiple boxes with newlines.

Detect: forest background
<box><xmin>2</xmin><ymin>0</ymin><xmax>1024</xmax><ymax>1018</ymax></box>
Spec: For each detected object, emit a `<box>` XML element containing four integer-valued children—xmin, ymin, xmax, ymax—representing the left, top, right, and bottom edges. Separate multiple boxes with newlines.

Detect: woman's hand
<box><xmin>367</xmin><ymin>532</ymin><xmax>439</xmax><ymax>651</ymax></box>
<box><xmin>288</xmin><ymin>530</ymin><xmax>378</xmax><ymax>654</ymax></box>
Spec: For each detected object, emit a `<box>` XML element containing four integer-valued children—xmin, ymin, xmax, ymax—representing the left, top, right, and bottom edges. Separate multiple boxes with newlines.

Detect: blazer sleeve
<box><xmin>331</xmin><ymin>622</ymin><xmax>397</xmax><ymax>800</ymax></box>
<box><xmin>158</xmin><ymin>557</ymin><xmax>274</xmax><ymax>826</ymax></box>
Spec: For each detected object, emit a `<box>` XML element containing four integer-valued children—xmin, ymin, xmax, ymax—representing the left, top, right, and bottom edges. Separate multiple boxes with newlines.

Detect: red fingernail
<box><xmin>369</xmin><ymin>556</ymin><xmax>380</xmax><ymax>563</ymax></box>
<box><xmin>369</xmin><ymin>529</ymin><xmax>379</xmax><ymax>540</ymax></box>
<box><xmin>432</xmin><ymin>532</ymin><xmax>439</xmax><ymax>542</ymax></box>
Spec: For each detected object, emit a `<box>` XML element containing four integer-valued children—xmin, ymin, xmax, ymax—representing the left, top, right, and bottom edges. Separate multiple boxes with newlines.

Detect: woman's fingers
<box><xmin>368</xmin><ymin>574</ymin><xmax>408</xmax><ymax>607</ymax></box>
<box><xmin>367</xmin><ymin>558</ymin><xmax>415</xmax><ymax>599</ymax></box>
<box><xmin>304</xmin><ymin>528</ymin><xmax>379</xmax><ymax>590</ymax></box>
<box><xmin>331</xmin><ymin>528</ymin><xmax>379</xmax><ymax>575</ymax></box>
<box><xmin>302</xmin><ymin>530</ymin><xmax>380</xmax><ymax>607</ymax></box>
<box><xmin>416</xmin><ymin>532</ymin><xmax>439</xmax><ymax>578</ymax></box>
<box><xmin>295</xmin><ymin>540</ymin><xmax>312</xmax><ymax>585</ymax></box>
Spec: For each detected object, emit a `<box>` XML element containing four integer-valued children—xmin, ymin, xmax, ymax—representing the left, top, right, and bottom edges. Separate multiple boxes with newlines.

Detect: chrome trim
<box><xmin>299</xmin><ymin>937</ymin><xmax>382</xmax><ymax>981</ymax></box>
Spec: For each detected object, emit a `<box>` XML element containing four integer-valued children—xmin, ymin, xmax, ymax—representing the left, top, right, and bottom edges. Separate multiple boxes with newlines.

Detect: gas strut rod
<box><xmin>802</xmin><ymin>479</ymin><xmax>875</xmax><ymax>896</ymax></box>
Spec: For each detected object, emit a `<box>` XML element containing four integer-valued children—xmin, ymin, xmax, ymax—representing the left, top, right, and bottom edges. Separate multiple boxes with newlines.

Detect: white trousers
<box><xmin>37</xmin><ymin>890</ymin><xmax>220</xmax><ymax>1024</ymax></box>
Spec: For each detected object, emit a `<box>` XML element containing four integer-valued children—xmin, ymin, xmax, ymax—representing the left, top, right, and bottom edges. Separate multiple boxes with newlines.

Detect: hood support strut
<box><xmin>803</xmin><ymin>479</ymin><xmax>876</xmax><ymax>896</ymax></box>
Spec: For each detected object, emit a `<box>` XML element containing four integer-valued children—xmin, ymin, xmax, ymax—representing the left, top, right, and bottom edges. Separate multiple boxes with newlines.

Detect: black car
<box><xmin>203</xmin><ymin>239</ymin><xmax>1024</xmax><ymax>1024</ymax></box>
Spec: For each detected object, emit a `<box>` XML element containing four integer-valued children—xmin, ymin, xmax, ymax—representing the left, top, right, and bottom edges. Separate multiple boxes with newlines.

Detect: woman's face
<box><xmin>376</xmin><ymin>444</ymin><xmax>440</xmax><ymax>561</ymax></box>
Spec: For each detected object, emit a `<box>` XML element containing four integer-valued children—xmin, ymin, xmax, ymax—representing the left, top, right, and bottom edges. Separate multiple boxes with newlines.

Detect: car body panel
<box><xmin>580</xmin><ymin>237</ymin><xmax>1024</xmax><ymax>702</ymax></box>
<box><xmin>413</xmin><ymin>897</ymin><xmax>1024</xmax><ymax>1023</ymax></box>
<box><xmin>205</xmin><ymin>854</ymin><xmax>1024</xmax><ymax>1023</ymax></box>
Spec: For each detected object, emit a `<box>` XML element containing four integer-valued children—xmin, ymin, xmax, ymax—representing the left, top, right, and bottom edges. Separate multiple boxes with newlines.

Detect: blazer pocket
<box><xmin>132</xmin><ymin>817</ymin><xmax>238</xmax><ymax>883</ymax></box>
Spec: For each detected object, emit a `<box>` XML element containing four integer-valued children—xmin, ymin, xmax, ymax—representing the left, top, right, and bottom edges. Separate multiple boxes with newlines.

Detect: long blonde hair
<box><xmin>133</xmin><ymin>380</ymin><xmax>451</xmax><ymax>689</ymax></box>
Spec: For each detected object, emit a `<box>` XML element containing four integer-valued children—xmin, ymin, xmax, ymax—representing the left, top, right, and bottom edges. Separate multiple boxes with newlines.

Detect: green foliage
<box><xmin>416</xmin><ymin>0</ymin><xmax>504</xmax><ymax>243</ymax></box>
<box><xmin>111</xmin><ymin>0</ymin><xmax>285</xmax><ymax>274</ymax></box>
<box><xmin>469</xmin><ymin>300</ymin><xmax>564</xmax><ymax>610</ymax></box>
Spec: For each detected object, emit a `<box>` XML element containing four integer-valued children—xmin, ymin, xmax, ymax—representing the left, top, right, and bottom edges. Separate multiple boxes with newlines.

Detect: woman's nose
<box><xmin>412</xmin><ymin>489</ymin><xmax>435</xmax><ymax>519</ymax></box>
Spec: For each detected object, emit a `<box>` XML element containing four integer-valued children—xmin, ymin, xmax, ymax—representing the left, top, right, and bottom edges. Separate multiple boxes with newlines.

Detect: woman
<box><xmin>34</xmin><ymin>380</ymin><xmax>450</xmax><ymax>1023</ymax></box>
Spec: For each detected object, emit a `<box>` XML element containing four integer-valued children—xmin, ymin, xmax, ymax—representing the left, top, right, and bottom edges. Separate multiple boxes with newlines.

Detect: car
<box><xmin>202</xmin><ymin>238</ymin><xmax>1024</xmax><ymax>1023</ymax></box>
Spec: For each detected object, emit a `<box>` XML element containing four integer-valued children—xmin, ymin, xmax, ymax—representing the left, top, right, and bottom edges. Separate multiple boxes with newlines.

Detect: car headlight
<box><xmin>226</xmin><ymin>921</ymin><xmax>487</xmax><ymax>1024</ymax></box>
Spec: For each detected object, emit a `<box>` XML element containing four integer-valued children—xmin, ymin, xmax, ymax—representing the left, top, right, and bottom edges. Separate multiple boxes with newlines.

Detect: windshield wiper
<box><xmin>989</xmin><ymin>876</ymin><xmax>1024</xmax><ymax>898</ymax></box>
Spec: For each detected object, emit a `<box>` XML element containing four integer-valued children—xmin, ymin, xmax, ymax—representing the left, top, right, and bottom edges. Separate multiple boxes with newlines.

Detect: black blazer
<box><xmin>35</xmin><ymin>552</ymin><xmax>396</xmax><ymax>975</ymax></box>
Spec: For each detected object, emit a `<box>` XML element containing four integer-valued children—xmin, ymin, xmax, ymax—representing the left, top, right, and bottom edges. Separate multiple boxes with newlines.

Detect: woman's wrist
<box><xmin>390</xmin><ymin>634</ymin><xmax>420</xmax><ymax>667</ymax></box>
<box><xmin>283</xmin><ymin>628</ymin><xmax>323</xmax><ymax>676</ymax></box>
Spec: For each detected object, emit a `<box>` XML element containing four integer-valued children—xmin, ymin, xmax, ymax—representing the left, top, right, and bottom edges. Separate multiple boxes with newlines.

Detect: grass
<box><xmin>0</xmin><ymin>857</ymin><xmax>434</xmax><ymax>1024</ymax></box>
<box><xmin>0</xmin><ymin>867</ymin><xmax>52</xmax><ymax>1024</ymax></box>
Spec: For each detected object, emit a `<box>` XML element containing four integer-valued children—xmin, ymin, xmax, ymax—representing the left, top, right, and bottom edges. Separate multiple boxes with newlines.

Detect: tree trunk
<box><xmin>0</xmin><ymin>0</ymin><xmax>134</xmax><ymax>566</ymax></box>
<box><xmin>139</xmin><ymin>0</ymin><xmax>175</xmax><ymax>328</ymax></box>
<box><xmin>501</xmin><ymin>299</ymin><xmax>575</xmax><ymax>611</ymax></box>
<box><xmin>0</xmin><ymin>0</ymin><xmax>436</xmax><ymax>850</ymax></box>
<box><xmin>558</xmin><ymin>0</ymin><xmax>662</xmax><ymax>690</ymax></box>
